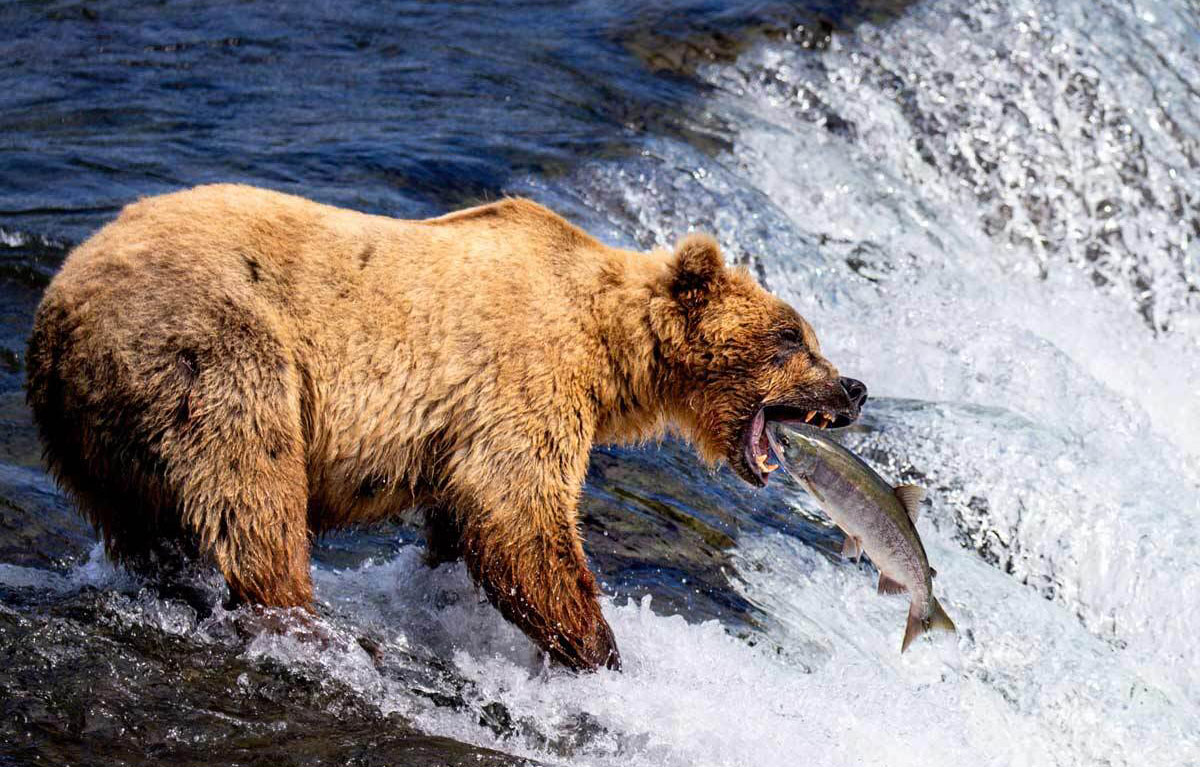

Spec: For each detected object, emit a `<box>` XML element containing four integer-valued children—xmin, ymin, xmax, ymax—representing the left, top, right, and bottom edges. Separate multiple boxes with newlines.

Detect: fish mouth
<box><xmin>740</xmin><ymin>403</ymin><xmax>858</xmax><ymax>486</ymax></box>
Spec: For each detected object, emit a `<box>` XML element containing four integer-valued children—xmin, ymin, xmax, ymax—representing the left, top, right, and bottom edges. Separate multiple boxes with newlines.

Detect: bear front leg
<box><xmin>454</xmin><ymin>486</ymin><xmax>620</xmax><ymax>671</ymax></box>
<box><xmin>464</xmin><ymin>519</ymin><xmax>619</xmax><ymax>670</ymax></box>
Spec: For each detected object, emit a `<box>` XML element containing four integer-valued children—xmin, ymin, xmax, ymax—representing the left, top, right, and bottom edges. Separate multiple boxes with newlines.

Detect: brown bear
<box><xmin>26</xmin><ymin>184</ymin><xmax>866</xmax><ymax>670</ymax></box>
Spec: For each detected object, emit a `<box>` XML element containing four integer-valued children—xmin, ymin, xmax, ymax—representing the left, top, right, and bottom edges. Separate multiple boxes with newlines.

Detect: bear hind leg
<box><xmin>28</xmin><ymin>280</ymin><xmax>314</xmax><ymax>607</ymax></box>
<box><xmin>170</xmin><ymin>400</ymin><xmax>313</xmax><ymax>608</ymax></box>
<box><xmin>155</xmin><ymin>324</ymin><xmax>315</xmax><ymax>608</ymax></box>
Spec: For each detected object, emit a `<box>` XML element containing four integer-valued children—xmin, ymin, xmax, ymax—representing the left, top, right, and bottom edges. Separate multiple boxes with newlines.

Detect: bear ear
<box><xmin>668</xmin><ymin>234</ymin><xmax>726</xmax><ymax>308</ymax></box>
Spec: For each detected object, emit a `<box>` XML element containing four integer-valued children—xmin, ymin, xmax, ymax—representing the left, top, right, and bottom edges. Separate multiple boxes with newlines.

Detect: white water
<box><xmin>294</xmin><ymin>532</ymin><xmax>1196</xmax><ymax>767</ymax></box>
<box><xmin>6</xmin><ymin>0</ymin><xmax>1200</xmax><ymax>764</ymax></box>
<box><xmin>504</xmin><ymin>0</ymin><xmax>1200</xmax><ymax>762</ymax></box>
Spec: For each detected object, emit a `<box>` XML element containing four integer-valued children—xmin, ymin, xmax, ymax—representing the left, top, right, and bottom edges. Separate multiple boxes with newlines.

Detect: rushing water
<box><xmin>2</xmin><ymin>1</ymin><xmax>1199</xmax><ymax>765</ymax></box>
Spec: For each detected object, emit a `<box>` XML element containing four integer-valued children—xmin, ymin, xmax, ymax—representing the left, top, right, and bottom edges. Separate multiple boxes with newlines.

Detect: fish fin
<box><xmin>894</xmin><ymin>485</ymin><xmax>926</xmax><ymax>522</ymax></box>
<box><xmin>930</xmin><ymin>567</ymin><xmax>938</xmax><ymax>579</ymax></box>
<box><xmin>801</xmin><ymin>479</ymin><xmax>825</xmax><ymax>505</ymax></box>
<box><xmin>901</xmin><ymin>597</ymin><xmax>957</xmax><ymax>653</ymax></box>
<box><xmin>877</xmin><ymin>573</ymin><xmax>907</xmax><ymax>595</ymax></box>
<box><xmin>929</xmin><ymin>596</ymin><xmax>956</xmax><ymax>634</ymax></box>
<box><xmin>901</xmin><ymin>603</ymin><xmax>925</xmax><ymax>653</ymax></box>
<box><xmin>841</xmin><ymin>535</ymin><xmax>862</xmax><ymax>560</ymax></box>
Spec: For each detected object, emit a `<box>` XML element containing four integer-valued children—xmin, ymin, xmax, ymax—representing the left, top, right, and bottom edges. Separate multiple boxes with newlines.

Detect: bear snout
<box><xmin>840</xmin><ymin>377</ymin><xmax>868</xmax><ymax>410</ymax></box>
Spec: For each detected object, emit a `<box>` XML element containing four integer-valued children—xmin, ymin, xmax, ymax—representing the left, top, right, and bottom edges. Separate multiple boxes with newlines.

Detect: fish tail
<box><xmin>901</xmin><ymin>597</ymin><xmax>957</xmax><ymax>653</ymax></box>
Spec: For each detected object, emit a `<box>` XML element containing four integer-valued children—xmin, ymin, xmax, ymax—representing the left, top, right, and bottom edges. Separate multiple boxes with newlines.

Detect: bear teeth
<box><xmin>804</xmin><ymin>410</ymin><xmax>835</xmax><ymax>428</ymax></box>
<box><xmin>754</xmin><ymin>452</ymin><xmax>779</xmax><ymax>474</ymax></box>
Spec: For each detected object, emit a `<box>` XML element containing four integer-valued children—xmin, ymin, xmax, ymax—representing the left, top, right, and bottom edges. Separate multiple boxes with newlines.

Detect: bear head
<box><xmin>651</xmin><ymin>234</ymin><xmax>868</xmax><ymax>488</ymax></box>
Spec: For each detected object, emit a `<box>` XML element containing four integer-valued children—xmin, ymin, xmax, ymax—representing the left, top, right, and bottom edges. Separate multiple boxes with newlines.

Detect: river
<box><xmin>1</xmin><ymin>1</ymin><xmax>1198</xmax><ymax>764</ymax></box>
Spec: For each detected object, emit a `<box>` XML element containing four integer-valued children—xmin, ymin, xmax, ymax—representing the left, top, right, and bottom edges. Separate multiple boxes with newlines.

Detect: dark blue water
<box><xmin>0</xmin><ymin>0</ymin><xmax>905</xmax><ymax>240</ymax></box>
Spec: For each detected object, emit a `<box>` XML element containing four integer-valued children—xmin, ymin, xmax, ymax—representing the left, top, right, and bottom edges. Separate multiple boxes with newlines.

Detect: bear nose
<box><xmin>839</xmin><ymin>377</ymin><xmax>868</xmax><ymax>409</ymax></box>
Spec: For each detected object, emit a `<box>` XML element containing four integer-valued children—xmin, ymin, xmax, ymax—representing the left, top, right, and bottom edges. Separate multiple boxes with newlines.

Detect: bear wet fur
<box><xmin>26</xmin><ymin>184</ymin><xmax>861</xmax><ymax>670</ymax></box>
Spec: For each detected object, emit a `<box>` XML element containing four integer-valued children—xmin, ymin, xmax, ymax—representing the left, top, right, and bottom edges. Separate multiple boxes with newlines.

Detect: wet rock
<box><xmin>622</xmin><ymin>1</ymin><xmax>921</xmax><ymax>77</ymax></box>
<box><xmin>0</xmin><ymin>590</ymin><xmax>537</xmax><ymax>766</ymax></box>
<box><xmin>580</xmin><ymin>440</ymin><xmax>838</xmax><ymax>628</ymax></box>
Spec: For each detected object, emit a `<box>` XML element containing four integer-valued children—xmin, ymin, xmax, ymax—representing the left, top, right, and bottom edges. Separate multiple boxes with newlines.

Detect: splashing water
<box><xmin>499</xmin><ymin>0</ymin><xmax>1200</xmax><ymax>762</ymax></box>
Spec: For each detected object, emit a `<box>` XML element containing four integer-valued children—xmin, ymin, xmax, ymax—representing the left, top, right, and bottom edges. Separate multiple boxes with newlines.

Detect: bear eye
<box><xmin>777</xmin><ymin>327</ymin><xmax>804</xmax><ymax>347</ymax></box>
<box><xmin>773</xmin><ymin>327</ymin><xmax>805</xmax><ymax>365</ymax></box>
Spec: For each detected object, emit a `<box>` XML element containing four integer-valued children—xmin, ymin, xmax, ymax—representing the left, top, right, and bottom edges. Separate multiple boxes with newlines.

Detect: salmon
<box><xmin>767</xmin><ymin>423</ymin><xmax>955</xmax><ymax>652</ymax></box>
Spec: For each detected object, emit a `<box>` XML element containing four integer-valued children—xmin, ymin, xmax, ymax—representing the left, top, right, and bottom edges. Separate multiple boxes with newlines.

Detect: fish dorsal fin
<box><xmin>877</xmin><ymin>573</ymin><xmax>907</xmax><ymax>595</ymax></box>
<box><xmin>894</xmin><ymin>485</ymin><xmax>926</xmax><ymax>522</ymax></box>
<box><xmin>841</xmin><ymin>535</ymin><xmax>863</xmax><ymax>562</ymax></box>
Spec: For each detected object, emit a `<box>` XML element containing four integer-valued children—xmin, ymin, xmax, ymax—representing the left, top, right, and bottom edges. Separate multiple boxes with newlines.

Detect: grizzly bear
<box><xmin>26</xmin><ymin>184</ymin><xmax>866</xmax><ymax>670</ymax></box>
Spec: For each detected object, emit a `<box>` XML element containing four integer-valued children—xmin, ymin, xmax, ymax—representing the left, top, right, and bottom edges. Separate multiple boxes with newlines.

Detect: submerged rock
<box><xmin>0</xmin><ymin>588</ymin><xmax>536</xmax><ymax>766</ymax></box>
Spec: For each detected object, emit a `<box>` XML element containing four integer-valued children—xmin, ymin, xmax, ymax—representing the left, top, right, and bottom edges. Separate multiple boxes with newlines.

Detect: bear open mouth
<box><xmin>742</xmin><ymin>404</ymin><xmax>856</xmax><ymax>486</ymax></box>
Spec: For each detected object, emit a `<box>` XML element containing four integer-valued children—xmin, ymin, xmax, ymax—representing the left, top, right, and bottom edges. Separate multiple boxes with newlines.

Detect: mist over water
<box><xmin>2</xmin><ymin>0</ymin><xmax>1198</xmax><ymax>764</ymax></box>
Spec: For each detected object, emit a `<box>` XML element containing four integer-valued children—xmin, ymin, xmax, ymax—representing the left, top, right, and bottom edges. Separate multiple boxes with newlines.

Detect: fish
<box><xmin>765</xmin><ymin>422</ymin><xmax>956</xmax><ymax>652</ymax></box>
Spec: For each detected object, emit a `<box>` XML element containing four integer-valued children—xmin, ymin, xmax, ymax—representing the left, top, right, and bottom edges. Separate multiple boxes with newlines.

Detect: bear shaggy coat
<box><xmin>27</xmin><ymin>184</ymin><xmax>866</xmax><ymax>670</ymax></box>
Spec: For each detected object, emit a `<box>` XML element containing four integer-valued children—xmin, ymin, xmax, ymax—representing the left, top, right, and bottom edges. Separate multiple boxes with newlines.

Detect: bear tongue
<box><xmin>751</xmin><ymin>407</ymin><xmax>766</xmax><ymax>440</ymax></box>
<box><xmin>747</xmin><ymin>408</ymin><xmax>778</xmax><ymax>477</ymax></box>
